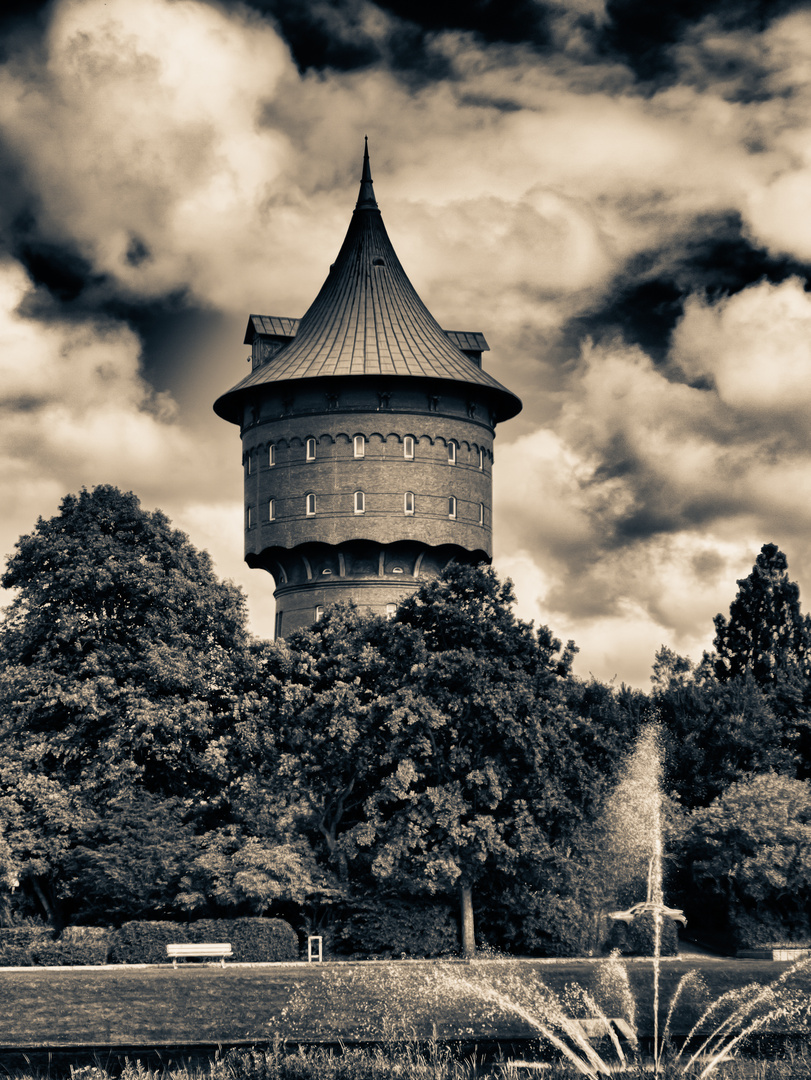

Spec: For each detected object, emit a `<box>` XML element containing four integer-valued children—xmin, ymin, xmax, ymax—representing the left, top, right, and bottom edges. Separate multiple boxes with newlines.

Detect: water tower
<box><xmin>213</xmin><ymin>141</ymin><xmax>521</xmax><ymax>636</ymax></box>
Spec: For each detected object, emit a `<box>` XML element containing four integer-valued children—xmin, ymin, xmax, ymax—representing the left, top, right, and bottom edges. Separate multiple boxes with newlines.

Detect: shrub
<box><xmin>111</xmin><ymin>921</ymin><xmax>189</xmax><ymax>964</ymax></box>
<box><xmin>0</xmin><ymin>926</ymin><xmax>53</xmax><ymax>966</ymax></box>
<box><xmin>336</xmin><ymin>898</ymin><xmax>458</xmax><ymax>958</ymax></box>
<box><xmin>607</xmin><ymin>912</ymin><xmax>678</xmax><ymax>956</ymax></box>
<box><xmin>37</xmin><ymin>926</ymin><xmax>111</xmax><ymax>966</ymax></box>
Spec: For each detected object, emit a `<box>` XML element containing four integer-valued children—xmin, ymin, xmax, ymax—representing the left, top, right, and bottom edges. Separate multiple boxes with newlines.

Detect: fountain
<box><xmin>466</xmin><ymin>725</ymin><xmax>811</xmax><ymax>1077</ymax></box>
<box><xmin>267</xmin><ymin>724</ymin><xmax>811</xmax><ymax>1076</ymax></box>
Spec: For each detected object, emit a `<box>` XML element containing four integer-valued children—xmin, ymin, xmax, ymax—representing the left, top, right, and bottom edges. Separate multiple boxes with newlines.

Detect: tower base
<box><xmin>247</xmin><ymin>539</ymin><xmax>488</xmax><ymax>637</ymax></box>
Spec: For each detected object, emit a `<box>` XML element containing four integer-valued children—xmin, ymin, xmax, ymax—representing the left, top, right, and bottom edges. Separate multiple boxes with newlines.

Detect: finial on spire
<box><xmin>356</xmin><ymin>135</ymin><xmax>378</xmax><ymax>210</ymax></box>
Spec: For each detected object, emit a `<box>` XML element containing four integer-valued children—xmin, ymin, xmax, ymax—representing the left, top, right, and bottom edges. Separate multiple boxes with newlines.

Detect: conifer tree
<box><xmin>713</xmin><ymin>543</ymin><xmax>811</xmax><ymax>685</ymax></box>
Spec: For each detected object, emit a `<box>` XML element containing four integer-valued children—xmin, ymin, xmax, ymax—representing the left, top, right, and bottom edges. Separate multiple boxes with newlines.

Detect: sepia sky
<box><xmin>2</xmin><ymin>0</ymin><xmax>811</xmax><ymax>687</ymax></box>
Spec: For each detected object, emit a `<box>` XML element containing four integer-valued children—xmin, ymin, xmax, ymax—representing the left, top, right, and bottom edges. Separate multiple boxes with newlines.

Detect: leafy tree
<box><xmin>679</xmin><ymin>773</ymin><xmax>811</xmax><ymax>947</ymax></box>
<box><xmin>344</xmin><ymin>563</ymin><xmax>582</xmax><ymax>957</ymax></box>
<box><xmin>653</xmin><ymin>650</ymin><xmax>794</xmax><ymax>807</ymax></box>
<box><xmin>0</xmin><ymin>486</ymin><xmax>253</xmax><ymax>924</ymax></box>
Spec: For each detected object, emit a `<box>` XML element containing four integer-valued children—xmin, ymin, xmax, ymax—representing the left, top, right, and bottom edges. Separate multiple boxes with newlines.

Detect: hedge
<box><xmin>187</xmin><ymin>918</ymin><xmax>298</xmax><ymax>962</ymax></box>
<box><xmin>336</xmin><ymin>899</ymin><xmax>458</xmax><ymax>958</ymax></box>
<box><xmin>0</xmin><ymin>927</ymin><xmax>53</xmax><ymax>966</ymax></box>
<box><xmin>111</xmin><ymin>921</ymin><xmax>190</xmax><ymax>964</ymax></box>
<box><xmin>37</xmin><ymin>926</ymin><xmax>112</xmax><ymax>966</ymax></box>
<box><xmin>111</xmin><ymin>918</ymin><xmax>297</xmax><ymax>964</ymax></box>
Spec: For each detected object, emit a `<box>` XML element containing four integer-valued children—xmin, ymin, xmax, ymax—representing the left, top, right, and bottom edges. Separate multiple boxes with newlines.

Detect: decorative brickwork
<box><xmin>214</xmin><ymin>141</ymin><xmax>521</xmax><ymax>635</ymax></box>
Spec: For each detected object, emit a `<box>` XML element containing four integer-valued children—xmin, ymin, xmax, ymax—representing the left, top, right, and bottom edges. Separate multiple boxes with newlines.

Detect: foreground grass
<box><xmin>3</xmin><ymin>1044</ymin><xmax>811</xmax><ymax>1080</ymax></box>
<box><xmin>2</xmin><ymin>960</ymin><xmax>809</xmax><ymax>1047</ymax></box>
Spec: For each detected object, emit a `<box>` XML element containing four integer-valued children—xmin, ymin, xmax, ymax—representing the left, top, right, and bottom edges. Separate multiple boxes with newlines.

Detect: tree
<box><xmin>680</xmin><ymin>773</ymin><xmax>811</xmax><ymax>948</ymax></box>
<box><xmin>653</xmin><ymin>650</ymin><xmax>795</xmax><ymax>808</ymax></box>
<box><xmin>713</xmin><ymin>543</ymin><xmax>811</xmax><ymax>686</ymax></box>
<box><xmin>345</xmin><ymin>563</ymin><xmax>580</xmax><ymax>957</ymax></box>
<box><xmin>0</xmin><ymin>485</ymin><xmax>251</xmax><ymax>924</ymax></box>
<box><xmin>712</xmin><ymin>544</ymin><xmax>811</xmax><ymax>775</ymax></box>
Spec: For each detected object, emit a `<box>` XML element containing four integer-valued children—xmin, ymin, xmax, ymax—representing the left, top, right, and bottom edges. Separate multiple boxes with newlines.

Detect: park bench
<box><xmin>166</xmin><ymin>942</ymin><xmax>232</xmax><ymax>967</ymax></box>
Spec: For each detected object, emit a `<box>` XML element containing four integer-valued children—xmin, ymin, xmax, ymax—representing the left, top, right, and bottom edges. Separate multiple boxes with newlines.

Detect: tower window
<box><xmin>354</xmin><ymin>435</ymin><xmax>365</xmax><ymax>458</ymax></box>
<box><xmin>274</xmin><ymin>610</ymin><xmax>283</xmax><ymax>637</ymax></box>
<box><xmin>479</xmin><ymin>502</ymin><xmax>484</xmax><ymax>525</ymax></box>
<box><xmin>268</xmin><ymin>499</ymin><xmax>275</xmax><ymax>521</ymax></box>
<box><xmin>354</xmin><ymin>490</ymin><xmax>365</xmax><ymax>514</ymax></box>
<box><xmin>306</xmin><ymin>493</ymin><xmax>316</xmax><ymax>516</ymax></box>
<box><xmin>448</xmin><ymin>496</ymin><xmax>457</xmax><ymax>519</ymax></box>
<box><xmin>306</xmin><ymin>437</ymin><xmax>317</xmax><ymax>461</ymax></box>
<box><xmin>246</xmin><ymin>454</ymin><xmax>253</xmax><ymax>476</ymax></box>
<box><xmin>269</xmin><ymin>444</ymin><xmax>276</xmax><ymax>467</ymax></box>
<box><xmin>448</xmin><ymin>441</ymin><xmax>457</xmax><ymax>465</ymax></box>
<box><xmin>478</xmin><ymin>447</ymin><xmax>484</xmax><ymax>470</ymax></box>
<box><xmin>246</xmin><ymin>505</ymin><xmax>255</xmax><ymax>528</ymax></box>
<box><xmin>386</xmin><ymin>603</ymin><xmax>397</xmax><ymax>620</ymax></box>
<box><xmin>404</xmin><ymin>491</ymin><xmax>415</xmax><ymax>515</ymax></box>
<box><xmin>315</xmin><ymin>605</ymin><xmax>323</xmax><ymax>622</ymax></box>
<box><xmin>404</xmin><ymin>436</ymin><xmax>414</xmax><ymax>460</ymax></box>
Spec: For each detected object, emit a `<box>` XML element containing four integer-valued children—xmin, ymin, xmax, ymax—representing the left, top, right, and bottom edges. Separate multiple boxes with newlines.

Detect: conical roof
<box><xmin>214</xmin><ymin>141</ymin><xmax>521</xmax><ymax>423</ymax></box>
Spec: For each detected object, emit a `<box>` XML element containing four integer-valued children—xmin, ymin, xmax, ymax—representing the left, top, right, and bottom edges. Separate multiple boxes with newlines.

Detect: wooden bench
<box><xmin>166</xmin><ymin>943</ymin><xmax>232</xmax><ymax>967</ymax></box>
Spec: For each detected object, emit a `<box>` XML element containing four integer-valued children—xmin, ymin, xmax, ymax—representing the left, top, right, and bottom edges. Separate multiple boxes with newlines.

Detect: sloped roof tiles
<box><xmin>215</xmin><ymin>144</ymin><xmax>521</xmax><ymax>424</ymax></box>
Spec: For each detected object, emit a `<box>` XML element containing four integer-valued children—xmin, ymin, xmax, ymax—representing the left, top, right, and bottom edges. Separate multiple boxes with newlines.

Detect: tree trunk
<box><xmin>460</xmin><ymin>883</ymin><xmax>475</xmax><ymax>959</ymax></box>
<box><xmin>30</xmin><ymin>876</ymin><xmax>59</xmax><ymax>929</ymax></box>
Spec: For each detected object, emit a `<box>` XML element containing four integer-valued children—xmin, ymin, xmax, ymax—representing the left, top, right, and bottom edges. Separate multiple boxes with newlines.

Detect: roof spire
<box><xmin>355</xmin><ymin>135</ymin><xmax>378</xmax><ymax>211</ymax></box>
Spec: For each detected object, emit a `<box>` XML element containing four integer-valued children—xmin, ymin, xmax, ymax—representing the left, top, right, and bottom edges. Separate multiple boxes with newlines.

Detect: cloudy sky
<box><xmin>2</xmin><ymin>0</ymin><xmax>811</xmax><ymax>687</ymax></box>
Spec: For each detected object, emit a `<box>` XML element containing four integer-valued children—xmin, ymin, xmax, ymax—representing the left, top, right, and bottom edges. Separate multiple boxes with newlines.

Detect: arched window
<box><xmin>306</xmin><ymin>437</ymin><xmax>317</xmax><ymax>461</ymax></box>
<box><xmin>354</xmin><ymin>435</ymin><xmax>365</xmax><ymax>458</ymax></box>
<box><xmin>448</xmin><ymin>496</ymin><xmax>457</xmax><ymax>519</ymax></box>
<box><xmin>448</xmin><ymin>441</ymin><xmax>457</xmax><ymax>465</ymax></box>
<box><xmin>315</xmin><ymin>605</ymin><xmax>323</xmax><ymax>622</ymax></box>
<box><xmin>268</xmin><ymin>444</ymin><xmax>276</xmax><ymax>467</ymax></box>
<box><xmin>268</xmin><ymin>499</ymin><xmax>275</xmax><ymax>521</ymax></box>
<box><xmin>479</xmin><ymin>502</ymin><xmax>484</xmax><ymax>526</ymax></box>
<box><xmin>306</xmin><ymin>493</ymin><xmax>316</xmax><ymax>516</ymax></box>
<box><xmin>404</xmin><ymin>491</ymin><xmax>415</xmax><ymax>515</ymax></box>
<box><xmin>354</xmin><ymin>490</ymin><xmax>365</xmax><ymax>514</ymax></box>
<box><xmin>403</xmin><ymin>436</ymin><xmax>415</xmax><ymax>460</ymax></box>
<box><xmin>478</xmin><ymin>447</ymin><xmax>484</xmax><ymax>470</ymax></box>
<box><xmin>246</xmin><ymin>454</ymin><xmax>253</xmax><ymax>476</ymax></box>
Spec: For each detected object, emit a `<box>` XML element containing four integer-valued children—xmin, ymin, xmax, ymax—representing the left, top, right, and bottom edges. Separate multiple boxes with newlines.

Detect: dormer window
<box><xmin>306</xmin><ymin>438</ymin><xmax>317</xmax><ymax>461</ymax></box>
<box><xmin>404</xmin><ymin>436</ymin><xmax>414</xmax><ymax>460</ymax></box>
<box><xmin>354</xmin><ymin>490</ymin><xmax>365</xmax><ymax>514</ymax></box>
<box><xmin>448</xmin><ymin>441</ymin><xmax>457</xmax><ymax>465</ymax></box>
<box><xmin>354</xmin><ymin>435</ymin><xmax>365</xmax><ymax>458</ymax></box>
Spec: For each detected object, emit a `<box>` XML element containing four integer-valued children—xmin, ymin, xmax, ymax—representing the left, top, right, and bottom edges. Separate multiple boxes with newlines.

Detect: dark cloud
<box><xmin>566</xmin><ymin>216</ymin><xmax>811</xmax><ymax>361</ymax></box>
<box><xmin>0</xmin><ymin>0</ymin><xmax>51</xmax><ymax>61</ymax></box>
<box><xmin>602</xmin><ymin>0</ymin><xmax>802</xmax><ymax>84</ymax></box>
<box><xmin>16</xmin><ymin>239</ymin><xmax>101</xmax><ymax>303</ymax></box>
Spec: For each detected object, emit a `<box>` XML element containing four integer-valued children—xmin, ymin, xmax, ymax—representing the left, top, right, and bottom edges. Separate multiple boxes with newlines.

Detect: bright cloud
<box><xmin>3</xmin><ymin>0</ymin><xmax>811</xmax><ymax>684</ymax></box>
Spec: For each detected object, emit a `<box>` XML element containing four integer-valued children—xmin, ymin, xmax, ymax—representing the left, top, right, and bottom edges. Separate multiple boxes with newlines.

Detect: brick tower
<box><xmin>214</xmin><ymin>141</ymin><xmax>522</xmax><ymax>636</ymax></box>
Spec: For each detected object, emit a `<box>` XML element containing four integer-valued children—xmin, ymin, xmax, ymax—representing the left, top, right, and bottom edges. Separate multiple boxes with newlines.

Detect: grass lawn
<box><xmin>0</xmin><ymin>958</ymin><xmax>808</xmax><ymax>1049</ymax></box>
